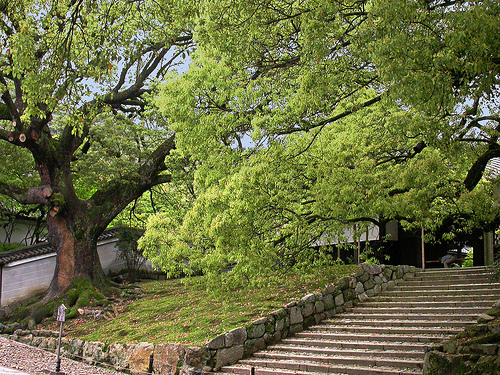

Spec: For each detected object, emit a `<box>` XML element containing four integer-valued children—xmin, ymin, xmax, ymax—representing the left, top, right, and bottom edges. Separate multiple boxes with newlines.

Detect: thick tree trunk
<box><xmin>43</xmin><ymin>210</ymin><xmax>106</xmax><ymax>301</ymax></box>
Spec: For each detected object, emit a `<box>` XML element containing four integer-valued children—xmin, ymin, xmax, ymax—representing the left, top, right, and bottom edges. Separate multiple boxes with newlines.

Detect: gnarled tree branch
<box><xmin>0</xmin><ymin>183</ymin><xmax>52</xmax><ymax>205</ymax></box>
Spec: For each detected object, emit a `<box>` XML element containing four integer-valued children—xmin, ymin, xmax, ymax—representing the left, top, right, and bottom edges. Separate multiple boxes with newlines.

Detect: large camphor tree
<box><xmin>0</xmin><ymin>0</ymin><xmax>194</xmax><ymax>301</ymax></box>
<box><xmin>141</xmin><ymin>0</ymin><xmax>500</xmax><ymax>280</ymax></box>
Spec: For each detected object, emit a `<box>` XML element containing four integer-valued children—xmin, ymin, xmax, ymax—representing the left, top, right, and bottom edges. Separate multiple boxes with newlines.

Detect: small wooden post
<box><xmin>55</xmin><ymin>304</ymin><xmax>66</xmax><ymax>374</ymax></box>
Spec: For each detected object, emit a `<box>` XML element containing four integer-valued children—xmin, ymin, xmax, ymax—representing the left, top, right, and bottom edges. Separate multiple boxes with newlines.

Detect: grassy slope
<box><xmin>67</xmin><ymin>264</ymin><xmax>357</xmax><ymax>345</ymax></box>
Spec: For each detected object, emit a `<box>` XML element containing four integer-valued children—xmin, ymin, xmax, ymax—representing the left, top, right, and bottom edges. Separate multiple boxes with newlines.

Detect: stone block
<box><xmin>395</xmin><ymin>266</ymin><xmax>404</xmax><ymax>279</ymax></box>
<box><xmin>323</xmin><ymin>294</ymin><xmax>334</xmax><ymax>310</ymax></box>
<box><xmin>69</xmin><ymin>339</ymin><xmax>84</xmax><ymax>357</ymax></box>
<box><xmin>184</xmin><ymin>346</ymin><xmax>208</xmax><ymax>369</ymax></box>
<box><xmin>383</xmin><ymin>267</ymin><xmax>393</xmax><ymax>280</ymax></box>
<box><xmin>442</xmin><ymin>340</ymin><xmax>457</xmax><ymax>354</ymax></box>
<box><xmin>355</xmin><ymin>282</ymin><xmax>364</xmax><ymax>294</ymax></box>
<box><xmin>214</xmin><ymin>345</ymin><xmax>244</xmax><ymax>370</ymax></box>
<box><xmin>349</xmin><ymin>277</ymin><xmax>357</xmax><ymax>289</ymax></box>
<box><xmin>271</xmin><ymin>308</ymin><xmax>287</xmax><ymax>321</ymax></box>
<box><xmin>275</xmin><ymin>318</ymin><xmax>285</xmax><ymax>332</ymax></box>
<box><xmin>301</xmin><ymin>293</ymin><xmax>315</xmax><ymax>304</ymax></box>
<box><xmin>303</xmin><ymin>315</ymin><xmax>316</xmax><ymax>328</ymax></box>
<box><xmin>206</xmin><ymin>334</ymin><xmax>225</xmax><ymax>350</ymax></box>
<box><xmin>323</xmin><ymin>283</ymin><xmax>336</xmax><ymax>294</ymax></box>
<box><xmin>46</xmin><ymin>337</ymin><xmax>58</xmax><ymax>351</ymax></box>
<box><xmin>301</xmin><ymin>302</ymin><xmax>314</xmax><ymax>317</ymax></box>
<box><xmin>363</xmin><ymin>279</ymin><xmax>375</xmax><ymax>291</ymax></box>
<box><xmin>83</xmin><ymin>341</ymin><xmax>106</xmax><ymax>364</ymax></box>
<box><xmin>289</xmin><ymin>323</ymin><xmax>303</xmax><ymax>334</ymax></box>
<box><xmin>153</xmin><ymin>343</ymin><xmax>185</xmax><ymax>375</ymax></box>
<box><xmin>264</xmin><ymin>316</ymin><xmax>276</xmax><ymax>334</ymax></box>
<box><xmin>289</xmin><ymin>306</ymin><xmax>303</xmax><ymax>325</ymax></box>
<box><xmin>246</xmin><ymin>322</ymin><xmax>265</xmax><ymax>339</ymax></box>
<box><xmin>478</xmin><ymin>314</ymin><xmax>495</xmax><ymax>324</ymax></box>
<box><xmin>471</xmin><ymin>344</ymin><xmax>498</xmax><ymax>356</ymax></box>
<box><xmin>314</xmin><ymin>312</ymin><xmax>325</xmax><ymax>324</ymax></box>
<box><xmin>108</xmin><ymin>343</ymin><xmax>130</xmax><ymax>369</ymax></box>
<box><xmin>127</xmin><ymin>342</ymin><xmax>154</xmax><ymax>375</ymax></box>
<box><xmin>343</xmin><ymin>288</ymin><xmax>356</xmax><ymax>302</ymax></box>
<box><xmin>357</xmin><ymin>272</ymin><xmax>370</xmax><ymax>283</ymax></box>
<box><xmin>486</xmin><ymin>306</ymin><xmax>500</xmax><ymax>318</ymax></box>
<box><xmin>335</xmin><ymin>293</ymin><xmax>344</xmax><ymax>307</ymax></box>
<box><xmin>315</xmin><ymin>300</ymin><xmax>325</xmax><ymax>314</ymax></box>
<box><xmin>337</xmin><ymin>277</ymin><xmax>349</xmax><ymax>290</ymax></box>
<box><xmin>325</xmin><ymin>309</ymin><xmax>336</xmax><ymax>319</ymax></box>
<box><xmin>225</xmin><ymin>328</ymin><xmax>247</xmax><ymax>347</ymax></box>
<box><xmin>243</xmin><ymin>337</ymin><xmax>266</xmax><ymax>357</ymax></box>
<box><xmin>358</xmin><ymin>292</ymin><xmax>369</xmax><ymax>303</ymax></box>
<box><xmin>367</xmin><ymin>264</ymin><xmax>382</xmax><ymax>275</ymax></box>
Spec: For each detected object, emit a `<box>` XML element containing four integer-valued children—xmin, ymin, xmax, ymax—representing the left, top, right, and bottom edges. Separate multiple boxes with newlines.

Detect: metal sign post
<box><xmin>55</xmin><ymin>304</ymin><xmax>66</xmax><ymax>374</ymax></box>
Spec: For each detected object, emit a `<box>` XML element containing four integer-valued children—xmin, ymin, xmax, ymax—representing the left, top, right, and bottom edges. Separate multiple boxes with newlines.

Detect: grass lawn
<box><xmin>65</xmin><ymin>264</ymin><xmax>357</xmax><ymax>346</ymax></box>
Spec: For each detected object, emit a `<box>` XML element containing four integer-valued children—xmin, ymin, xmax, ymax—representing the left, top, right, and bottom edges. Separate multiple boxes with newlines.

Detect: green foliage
<box><xmin>63</xmin><ymin>278</ymin><xmax>107</xmax><ymax>320</ymax></box>
<box><xmin>462</xmin><ymin>250</ymin><xmax>474</xmax><ymax>268</ymax></box>
<box><xmin>0</xmin><ymin>0</ymin><xmax>197</xmax><ymax>295</ymax></box>
<box><xmin>0</xmin><ymin>242</ymin><xmax>22</xmax><ymax>252</ymax></box>
<box><xmin>145</xmin><ymin>0</ymin><xmax>500</xmax><ymax>283</ymax></box>
<box><xmin>114</xmin><ymin>226</ymin><xmax>146</xmax><ymax>283</ymax></box>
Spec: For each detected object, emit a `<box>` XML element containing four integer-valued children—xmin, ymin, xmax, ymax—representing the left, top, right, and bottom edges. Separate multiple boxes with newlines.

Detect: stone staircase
<box><xmin>215</xmin><ymin>266</ymin><xmax>500</xmax><ymax>375</ymax></box>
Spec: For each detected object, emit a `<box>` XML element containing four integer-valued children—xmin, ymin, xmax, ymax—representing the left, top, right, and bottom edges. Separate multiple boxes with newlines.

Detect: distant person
<box><xmin>441</xmin><ymin>252</ymin><xmax>458</xmax><ymax>268</ymax></box>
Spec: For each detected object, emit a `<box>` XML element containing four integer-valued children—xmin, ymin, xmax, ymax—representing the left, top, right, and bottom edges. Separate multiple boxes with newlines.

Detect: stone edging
<box><xmin>423</xmin><ymin>299</ymin><xmax>500</xmax><ymax>375</ymax></box>
<box><xmin>2</xmin><ymin>263</ymin><xmax>417</xmax><ymax>375</ymax></box>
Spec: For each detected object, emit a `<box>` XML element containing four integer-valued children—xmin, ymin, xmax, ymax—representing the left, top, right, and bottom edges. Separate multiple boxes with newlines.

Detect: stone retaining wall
<box><xmin>423</xmin><ymin>300</ymin><xmax>500</xmax><ymax>375</ymax></box>
<box><xmin>2</xmin><ymin>263</ymin><xmax>417</xmax><ymax>374</ymax></box>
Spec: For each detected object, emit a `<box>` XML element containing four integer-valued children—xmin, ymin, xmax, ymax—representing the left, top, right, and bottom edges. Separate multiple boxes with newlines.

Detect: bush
<box><xmin>0</xmin><ymin>242</ymin><xmax>23</xmax><ymax>252</ymax></box>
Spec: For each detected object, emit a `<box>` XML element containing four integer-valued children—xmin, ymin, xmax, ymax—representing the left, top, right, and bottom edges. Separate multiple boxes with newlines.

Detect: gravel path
<box><xmin>0</xmin><ymin>337</ymin><xmax>125</xmax><ymax>375</ymax></box>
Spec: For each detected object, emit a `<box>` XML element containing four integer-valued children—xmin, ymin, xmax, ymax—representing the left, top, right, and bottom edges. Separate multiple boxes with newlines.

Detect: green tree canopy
<box><xmin>141</xmin><ymin>0</ymin><xmax>500</xmax><ymax>281</ymax></box>
<box><xmin>0</xmin><ymin>0</ymin><xmax>195</xmax><ymax>301</ymax></box>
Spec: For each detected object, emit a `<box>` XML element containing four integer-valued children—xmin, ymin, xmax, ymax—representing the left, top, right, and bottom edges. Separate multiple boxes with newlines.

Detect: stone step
<box><xmin>214</xmin><ymin>267</ymin><xmax>497</xmax><ymax>375</ymax></box>
<box><xmin>373</xmin><ymin>294</ymin><xmax>499</xmax><ymax>303</ymax></box>
<box><xmin>338</xmin><ymin>312</ymin><xmax>479</xmax><ymax>321</ymax></box>
<box><xmin>309</xmin><ymin>324</ymin><xmax>461</xmax><ymax>336</ymax></box>
<box><xmin>393</xmin><ymin>281</ymin><xmax>500</xmax><ymax>289</ymax></box>
<box><xmin>269</xmin><ymin>344</ymin><xmax>425</xmax><ymax>360</ymax></box>
<box><xmin>418</xmin><ymin>266</ymin><xmax>490</xmax><ymax>274</ymax></box>
<box><xmin>219</xmin><ymin>363</ymin><xmax>420</xmax><ymax>375</ymax></box>
<box><xmin>253</xmin><ymin>351</ymin><xmax>423</xmax><ymax>369</ymax></box>
<box><xmin>225</xmin><ymin>357</ymin><xmax>422</xmax><ymax>375</ymax></box>
<box><xmin>397</xmin><ymin>279</ymin><xmax>494</xmax><ymax>288</ymax></box>
<box><xmin>360</xmin><ymin>300</ymin><xmax>494</xmax><ymax>308</ymax></box>
<box><xmin>350</xmin><ymin>306</ymin><xmax>488</xmax><ymax>315</ymax></box>
<box><xmin>280</xmin><ymin>337</ymin><xmax>428</xmax><ymax>352</ymax></box>
<box><xmin>382</xmin><ymin>285</ymin><xmax>500</xmax><ymax>296</ymax></box>
<box><xmin>417</xmin><ymin>268</ymin><xmax>493</xmax><ymax>276</ymax></box>
<box><xmin>322</xmin><ymin>318</ymin><xmax>475</xmax><ymax>329</ymax></box>
<box><xmin>414</xmin><ymin>272</ymin><xmax>492</xmax><ymax>280</ymax></box>
<box><xmin>293</xmin><ymin>331</ymin><xmax>445</xmax><ymax>344</ymax></box>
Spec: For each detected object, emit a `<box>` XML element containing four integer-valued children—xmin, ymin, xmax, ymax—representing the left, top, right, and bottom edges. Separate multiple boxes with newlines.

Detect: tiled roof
<box><xmin>0</xmin><ymin>242</ymin><xmax>54</xmax><ymax>265</ymax></box>
<box><xmin>0</xmin><ymin>227</ymin><xmax>124</xmax><ymax>266</ymax></box>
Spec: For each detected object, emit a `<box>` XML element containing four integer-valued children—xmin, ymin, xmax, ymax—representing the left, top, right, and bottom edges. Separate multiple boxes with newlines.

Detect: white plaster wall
<box><xmin>0</xmin><ymin>222</ymin><xmax>30</xmax><ymax>244</ymax></box>
<box><xmin>1</xmin><ymin>254</ymin><xmax>56</xmax><ymax>307</ymax></box>
<box><xmin>1</xmin><ymin>236</ymin><xmax>152</xmax><ymax>307</ymax></box>
<box><xmin>98</xmin><ymin>240</ymin><xmax>127</xmax><ymax>273</ymax></box>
